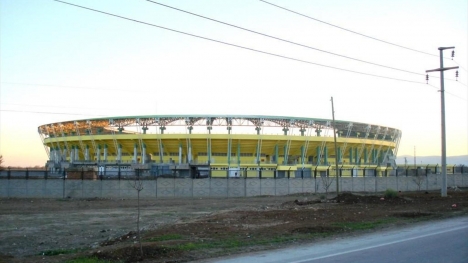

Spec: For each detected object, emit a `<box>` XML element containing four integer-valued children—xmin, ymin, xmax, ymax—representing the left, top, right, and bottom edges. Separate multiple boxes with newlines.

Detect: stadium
<box><xmin>38</xmin><ymin>115</ymin><xmax>402</xmax><ymax>178</ymax></box>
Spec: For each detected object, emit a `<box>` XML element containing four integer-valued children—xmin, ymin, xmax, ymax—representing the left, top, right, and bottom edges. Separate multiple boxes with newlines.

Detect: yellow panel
<box><xmin>246</xmin><ymin>170</ymin><xmax>258</xmax><ymax>177</ymax></box>
<box><xmin>313</xmin><ymin>165</ymin><xmax>331</xmax><ymax>171</ymax></box>
<box><xmin>277</xmin><ymin>166</ymin><xmax>297</xmax><ymax>171</ymax></box>
<box><xmin>262</xmin><ymin>170</ymin><xmax>274</xmax><ymax>178</ymax></box>
<box><xmin>211</xmin><ymin>170</ymin><xmax>227</xmax><ymax>177</ymax></box>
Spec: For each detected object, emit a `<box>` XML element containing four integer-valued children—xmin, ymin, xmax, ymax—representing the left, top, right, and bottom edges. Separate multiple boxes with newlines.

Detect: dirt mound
<box><xmin>93</xmin><ymin>244</ymin><xmax>179</xmax><ymax>263</ymax></box>
<box><xmin>334</xmin><ymin>192</ymin><xmax>410</xmax><ymax>204</ymax></box>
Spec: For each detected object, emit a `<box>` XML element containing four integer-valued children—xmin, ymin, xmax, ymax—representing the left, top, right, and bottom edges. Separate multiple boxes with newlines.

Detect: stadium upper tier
<box><xmin>38</xmin><ymin>115</ymin><xmax>401</xmax><ymax>169</ymax></box>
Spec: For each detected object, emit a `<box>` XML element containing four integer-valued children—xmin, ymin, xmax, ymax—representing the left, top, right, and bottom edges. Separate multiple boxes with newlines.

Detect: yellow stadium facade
<box><xmin>38</xmin><ymin>115</ymin><xmax>402</xmax><ymax>178</ymax></box>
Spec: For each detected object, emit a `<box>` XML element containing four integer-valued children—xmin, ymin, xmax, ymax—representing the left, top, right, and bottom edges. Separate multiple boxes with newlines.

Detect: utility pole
<box><xmin>426</xmin><ymin>47</ymin><xmax>458</xmax><ymax>197</ymax></box>
<box><xmin>331</xmin><ymin>97</ymin><xmax>339</xmax><ymax>196</ymax></box>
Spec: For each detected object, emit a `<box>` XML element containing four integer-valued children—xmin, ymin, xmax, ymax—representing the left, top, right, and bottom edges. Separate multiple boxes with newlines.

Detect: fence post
<box><xmin>25</xmin><ymin>168</ymin><xmax>29</xmax><ymax>180</ymax></box>
<box><xmin>45</xmin><ymin>168</ymin><xmax>48</xmax><ymax>180</ymax></box>
<box><xmin>7</xmin><ymin>167</ymin><xmax>11</xmax><ymax>180</ymax></box>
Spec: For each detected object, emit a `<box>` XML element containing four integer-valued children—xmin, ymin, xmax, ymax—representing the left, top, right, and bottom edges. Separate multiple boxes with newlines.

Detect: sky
<box><xmin>0</xmin><ymin>0</ymin><xmax>467</xmax><ymax>167</ymax></box>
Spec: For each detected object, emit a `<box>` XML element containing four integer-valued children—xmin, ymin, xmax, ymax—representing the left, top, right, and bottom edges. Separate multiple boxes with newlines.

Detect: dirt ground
<box><xmin>1</xmin><ymin>189</ymin><xmax>467</xmax><ymax>263</ymax></box>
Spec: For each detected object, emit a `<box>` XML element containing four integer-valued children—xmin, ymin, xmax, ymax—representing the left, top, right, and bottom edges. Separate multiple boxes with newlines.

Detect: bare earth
<box><xmin>1</xmin><ymin>189</ymin><xmax>467</xmax><ymax>263</ymax></box>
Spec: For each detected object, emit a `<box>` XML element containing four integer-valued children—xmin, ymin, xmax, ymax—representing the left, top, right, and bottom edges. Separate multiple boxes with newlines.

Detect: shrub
<box><xmin>384</xmin><ymin>189</ymin><xmax>398</xmax><ymax>199</ymax></box>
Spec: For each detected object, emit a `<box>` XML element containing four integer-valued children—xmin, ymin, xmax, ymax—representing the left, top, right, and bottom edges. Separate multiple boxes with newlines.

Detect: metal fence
<box><xmin>0</xmin><ymin>164</ymin><xmax>467</xmax><ymax>180</ymax></box>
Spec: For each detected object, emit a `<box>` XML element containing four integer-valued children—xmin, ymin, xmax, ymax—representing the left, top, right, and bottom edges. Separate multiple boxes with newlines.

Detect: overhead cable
<box><xmin>259</xmin><ymin>0</ymin><xmax>443</xmax><ymax>58</ymax></box>
<box><xmin>1</xmin><ymin>81</ymin><xmax>150</xmax><ymax>92</ymax></box>
<box><xmin>1</xmin><ymin>109</ymin><xmax>106</xmax><ymax>116</ymax></box>
<box><xmin>145</xmin><ymin>0</ymin><xmax>425</xmax><ymax>77</ymax></box>
<box><xmin>53</xmin><ymin>0</ymin><xmax>425</xmax><ymax>85</ymax></box>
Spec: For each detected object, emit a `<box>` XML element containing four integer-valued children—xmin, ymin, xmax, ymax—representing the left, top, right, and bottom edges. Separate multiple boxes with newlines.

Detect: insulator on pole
<box><xmin>426</xmin><ymin>74</ymin><xmax>429</xmax><ymax>84</ymax></box>
<box><xmin>455</xmin><ymin>70</ymin><xmax>458</xmax><ymax>81</ymax></box>
<box><xmin>451</xmin><ymin>50</ymin><xmax>455</xmax><ymax>59</ymax></box>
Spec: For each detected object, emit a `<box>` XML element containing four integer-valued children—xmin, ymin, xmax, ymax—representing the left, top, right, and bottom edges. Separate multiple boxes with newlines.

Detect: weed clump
<box><xmin>384</xmin><ymin>189</ymin><xmax>398</xmax><ymax>199</ymax></box>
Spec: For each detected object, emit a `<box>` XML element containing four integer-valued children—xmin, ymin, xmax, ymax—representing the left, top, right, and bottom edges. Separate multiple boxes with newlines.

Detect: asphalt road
<box><xmin>207</xmin><ymin>216</ymin><xmax>468</xmax><ymax>263</ymax></box>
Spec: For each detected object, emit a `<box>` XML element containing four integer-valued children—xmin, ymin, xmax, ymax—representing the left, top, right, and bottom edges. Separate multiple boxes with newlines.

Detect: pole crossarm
<box><xmin>438</xmin><ymin>46</ymin><xmax>455</xmax><ymax>50</ymax></box>
<box><xmin>426</xmin><ymin>66</ymin><xmax>459</xmax><ymax>73</ymax></box>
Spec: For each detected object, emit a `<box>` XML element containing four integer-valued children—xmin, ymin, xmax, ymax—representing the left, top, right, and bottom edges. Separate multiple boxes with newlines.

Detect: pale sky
<box><xmin>1</xmin><ymin>0</ymin><xmax>467</xmax><ymax>167</ymax></box>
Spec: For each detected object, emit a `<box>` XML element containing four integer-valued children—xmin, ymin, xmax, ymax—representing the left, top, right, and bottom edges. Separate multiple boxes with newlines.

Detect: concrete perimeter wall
<box><xmin>1</xmin><ymin>174</ymin><xmax>467</xmax><ymax>199</ymax></box>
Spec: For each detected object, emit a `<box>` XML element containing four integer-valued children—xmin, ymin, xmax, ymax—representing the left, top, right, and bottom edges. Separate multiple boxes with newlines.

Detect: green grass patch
<box><xmin>145</xmin><ymin>233</ymin><xmax>183</xmax><ymax>242</ymax></box>
<box><xmin>174</xmin><ymin>234</ymin><xmax>317</xmax><ymax>251</ymax></box>
<box><xmin>40</xmin><ymin>248</ymin><xmax>84</xmax><ymax>256</ymax></box>
<box><xmin>333</xmin><ymin>218</ymin><xmax>398</xmax><ymax>230</ymax></box>
<box><xmin>65</xmin><ymin>256</ymin><xmax>114</xmax><ymax>263</ymax></box>
<box><xmin>175</xmin><ymin>239</ymin><xmax>266</xmax><ymax>251</ymax></box>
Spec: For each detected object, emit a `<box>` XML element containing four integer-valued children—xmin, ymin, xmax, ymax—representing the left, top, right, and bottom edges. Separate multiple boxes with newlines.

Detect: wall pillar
<box><xmin>96</xmin><ymin>145</ymin><xmax>101</xmax><ymax>163</ymax></box>
<box><xmin>133</xmin><ymin>143</ymin><xmax>138</xmax><ymax>163</ymax></box>
<box><xmin>70</xmin><ymin>146</ymin><xmax>74</xmax><ymax>163</ymax></box>
<box><xmin>274</xmin><ymin>144</ymin><xmax>278</xmax><ymax>164</ymax></box>
<box><xmin>178</xmin><ymin>143</ymin><xmax>182</xmax><ymax>165</ymax></box>
<box><xmin>49</xmin><ymin>147</ymin><xmax>55</xmax><ymax>162</ymax></box>
<box><xmin>324</xmin><ymin>146</ymin><xmax>328</xmax><ymax>165</ymax></box>
<box><xmin>354</xmin><ymin>148</ymin><xmax>358</xmax><ymax>164</ymax></box>
<box><xmin>188</xmin><ymin>142</ymin><xmax>192</xmax><ymax>163</ymax></box>
<box><xmin>283</xmin><ymin>145</ymin><xmax>288</xmax><ymax>164</ymax></box>
<box><xmin>62</xmin><ymin>147</ymin><xmax>67</xmax><ymax>162</ymax></box>
<box><xmin>85</xmin><ymin>145</ymin><xmax>89</xmax><ymax>161</ymax></box>
<box><xmin>142</xmin><ymin>143</ymin><xmax>146</xmax><ymax>164</ymax></box>
<box><xmin>301</xmin><ymin>145</ymin><xmax>305</xmax><ymax>166</ymax></box>
<box><xmin>364</xmin><ymin>148</ymin><xmax>368</xmax><ymax>164</ymax></box>
<box><xmin>337</xmin><ymin>148</ymin><xmax>342</xmax><ymax>164</ymax></box>
<box><xmin>103</xmin><ymin>144</ymin><xmax>108</xmax><ymax>162</ymax></box>
<box><xmin>316</xmin><ymin>146</ymin><xmax>321</xmax><ymax>165</ymax></box>
<box><xmin>237</xmin><ymin>143</ymin><xmax>241</xmax><ymax>166</ymax></box>
<box><xmin>74</xmin><ymin>146</ymin><xmax>79</xmax><ymax>161</ymax></box>
<box><xmin>117</xmin><ymin>144</ymin><xmax>122</xmax><ymax>162</ymax></box>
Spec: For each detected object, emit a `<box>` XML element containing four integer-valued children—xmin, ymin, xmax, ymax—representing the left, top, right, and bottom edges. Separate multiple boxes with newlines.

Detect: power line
<box><xmin>53</xmin><ymin>0</ymin><xmax>425</xmax><ymax>85</ymax></box>
<box><xmin>427</xmin><ymin>83</ymin><xmax>466</xmax><ymax>101</ymax></box>
<box><xmin>1</xmin><ymin>102</ymin><xmax>118</xmax><ymax>111</ymax></box>
<box><xmin>1</xmin><ymin>109</ymin><xmax>106</xmax><ymax>116</ymax></box>
<box><xmin>145</xmin><ymin>0</ymin><xmax>425</xmax><ymax>77</ymax></box>
<box><xmin>1</xmin><ymin>82</ymin><xmax>145</xmax><ymax>92</ymax></box>
<box><xmin>259</xmin><ymin>0</ymin><xmax>443</xmax><ymax>58</ymax></box>
<box><xmin>453</xmin><ymin>59</ymin><xmax>467</xmax><ymax>73</ymax></box>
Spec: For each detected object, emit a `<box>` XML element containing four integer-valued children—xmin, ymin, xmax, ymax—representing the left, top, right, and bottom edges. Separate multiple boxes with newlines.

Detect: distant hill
<box><xmin>396</xmin><ymin>155</ymin><xmax>468</xmax><ymax>166</ymax></box>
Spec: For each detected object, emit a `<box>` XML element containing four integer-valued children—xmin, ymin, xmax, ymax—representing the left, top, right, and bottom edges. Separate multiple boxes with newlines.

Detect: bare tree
<box><xmin>412</xmin><ymin>172</ymin><xmax>425</xmax><ymax>192</ymax></box>
<box><xmin>321</xmin><ymin>174</ymin><xmax>335</xmax><ymax>201</ymax></box>
<box><xmin>0</xmin><ymin>155</ymin><xmax>4</xmax><ymax>171</ymax></box>
<box><xmin>130</xmin><ymin>169</ymin><xmax>144</xmax><ymax>259</ymax></box>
